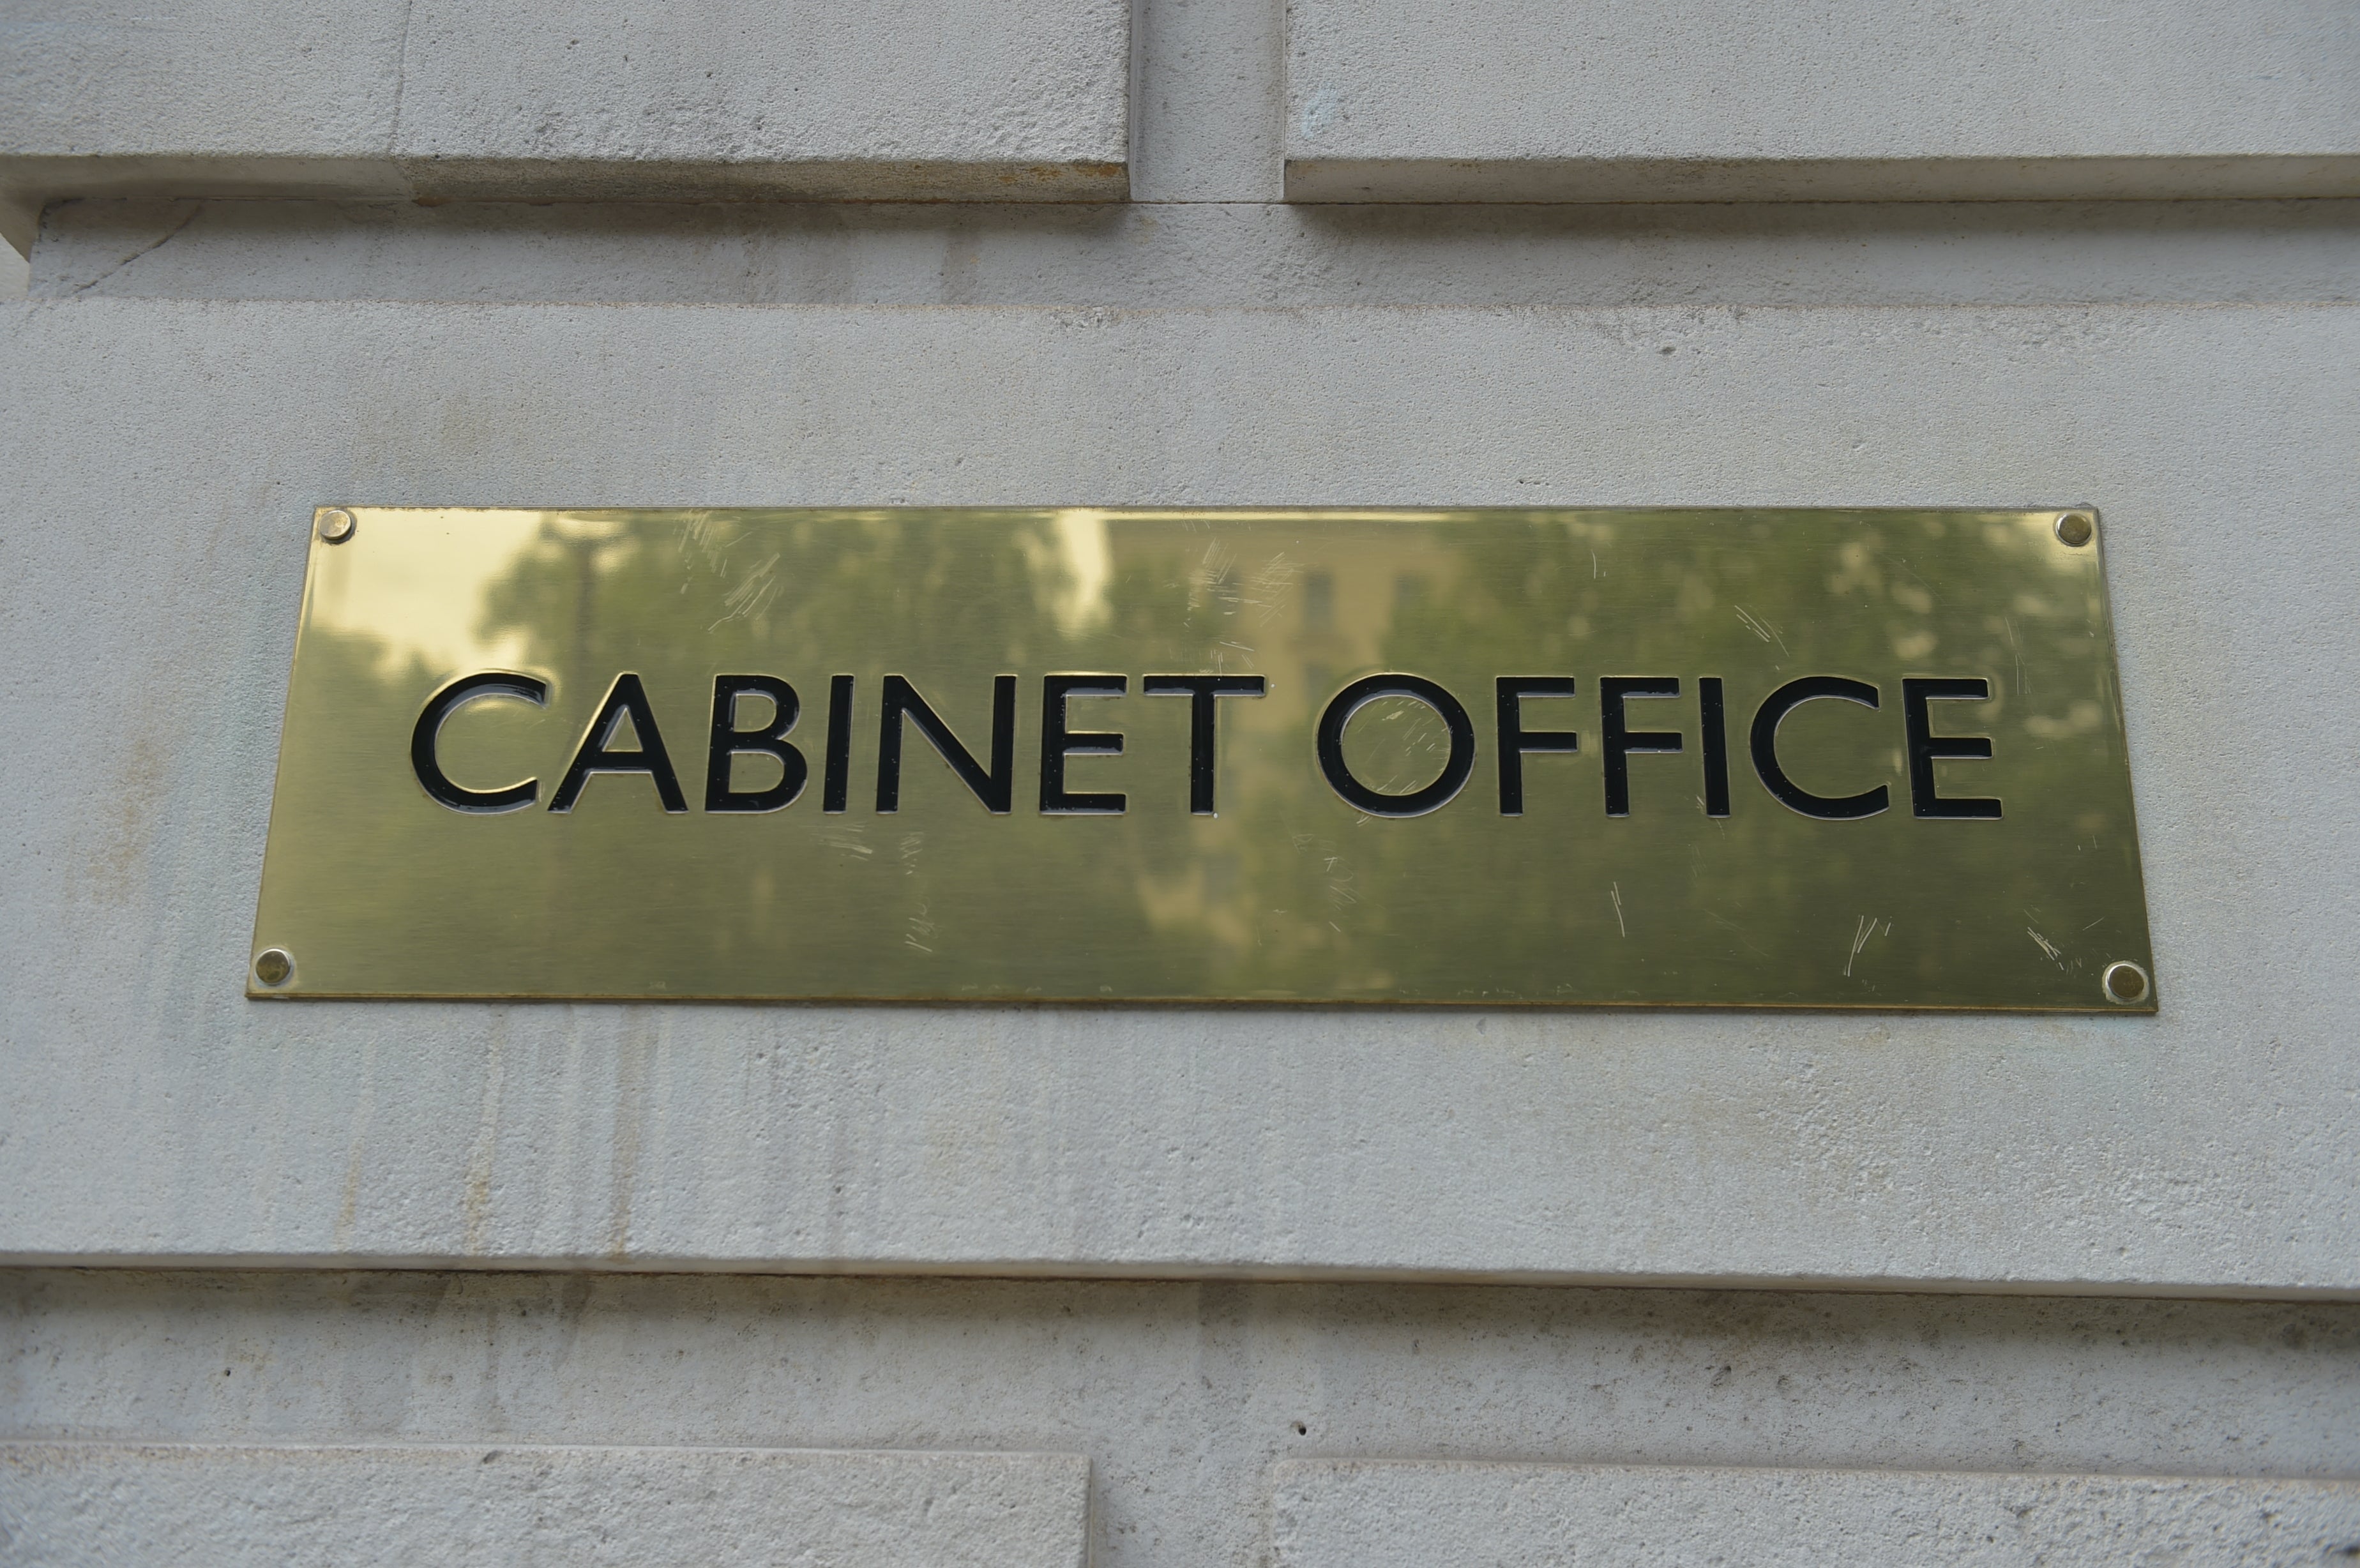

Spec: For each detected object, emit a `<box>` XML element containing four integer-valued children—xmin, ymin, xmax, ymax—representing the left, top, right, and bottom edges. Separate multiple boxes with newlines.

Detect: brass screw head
<box><xmin>2054</xmin><ymin>511</ymin><xmax>2094</xmax><ymax>548</ymax></box>
<box><xmin>253</xmin><ymin>949</ymin><xmax>294</xmax><ymax>987</ymax></box>
<box><xmin>2101</xmin><ymin>960</ymin><xmax>2151</xmax><ymax>1006</ymax></box>
<box><xmin>317</xmin><ymin>508</ymin><xmax>357</xmax><ymax>544</ymax></box>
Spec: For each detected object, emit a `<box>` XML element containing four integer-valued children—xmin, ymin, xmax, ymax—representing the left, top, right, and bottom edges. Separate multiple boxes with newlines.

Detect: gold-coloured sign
<box><xmin>250</xmin><ymin>507</ymin><xmax>2154</xmax><ymax>1009</ymax></box>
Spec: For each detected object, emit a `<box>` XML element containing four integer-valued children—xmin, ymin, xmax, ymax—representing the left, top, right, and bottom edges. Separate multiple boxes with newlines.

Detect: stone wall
<box><xmin>2</xmin><ymin>0</ymin><xmax>2354</xmax><ymax>1560</ymax></box>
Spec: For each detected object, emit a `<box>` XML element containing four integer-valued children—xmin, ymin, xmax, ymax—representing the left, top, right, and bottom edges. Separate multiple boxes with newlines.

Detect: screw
<box><xmin>2101</xmin><ymin>960</ymin><xmax>2150</xmax><ymax>1006</ymax></box>
<box><xmin>317</xmin><ymin>508</ymin><xmax>356</xmax><ymax>544</ymax></box>
<box><xmin>2054</xmin><ymin>511</ymin><xmax>2094</xmax><ymax>548</ymax></box>
<box><xmin>253</xmin><ymin>949</ymin><xmax>294</xmax><ymax>987</ymax></box>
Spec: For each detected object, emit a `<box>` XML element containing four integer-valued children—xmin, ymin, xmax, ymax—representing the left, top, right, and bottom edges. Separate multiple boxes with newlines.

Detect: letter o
<box><xmin>1315</xmin><ymin>674</ymin><xmax>1477</xmax><ymax>817</ymax></box>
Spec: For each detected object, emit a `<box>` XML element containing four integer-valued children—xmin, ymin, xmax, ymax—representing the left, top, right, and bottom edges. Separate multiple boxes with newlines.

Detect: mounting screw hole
<box><xmin>2054</xmin><ymin>511</ymin><xmax>2095</xmax><ymax>548</ymax></box>
<box><xmin>253</xmin><ymin>949</ymin><xmax>294</xmax><ymax>987</ymax></box>
<box><xmin>2101</xmin><ymin>960</ymin><xmax>2150</xmax><ymax>1006</ymax></box>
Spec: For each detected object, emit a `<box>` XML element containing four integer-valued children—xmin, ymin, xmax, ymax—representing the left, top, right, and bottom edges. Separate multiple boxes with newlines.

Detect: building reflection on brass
<box><xmin>249</xmin><ymin>507</ymin><xmax>2155</xmax><ymax>1009</ymax></box>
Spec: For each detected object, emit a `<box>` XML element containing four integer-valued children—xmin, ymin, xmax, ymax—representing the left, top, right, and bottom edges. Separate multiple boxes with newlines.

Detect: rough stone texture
<box><xmin>0</xmin><ymin>298</ymin><xmax>2352</xmax><ymax>1293</ymax></box>
<box><xmin>29</xmin><ymin>196</ymin><xmax>2360</xmax><ymax>306</ymax></box>
<box><xmin>0</xmin><ymin>1441</ymin><xmax>1090</xmax><ymax>1566</ymax></box>
<box><xmin>1271</xmin><ymin>1460</ymin><xmax>2360</xmax><ymax>1566</ymax></box>
<box><xmin>4</xmin><ymin>1</ymin><xmax>2354</xmax><ymax>1560</ymax></box>
<box><xmin>1131</xmin><ymin>0</ymin><xmax>1282</xmax><ymax>202</ymax></box>
<box><xmin>0</xmin><ymin>0</ymin><xmax>1130</xmax><ymax>249</ymax></box>
<box><xmin>1285</xmin><ymin>0</ymin><xmax>2360</xmax><ymax>200</ymax></box>
<box><xmin>386</xmin><ymin>0</ymin><xmax>1129</xmax><ymax>202</ymax></box>
<box><xmin>5</xmin><ymin>1272</ymin><xmax>2356</xmax><ymax>1568</ymax></box>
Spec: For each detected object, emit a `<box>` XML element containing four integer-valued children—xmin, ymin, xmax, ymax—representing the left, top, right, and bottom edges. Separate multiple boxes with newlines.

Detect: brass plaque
<box><xmin>250</xmin><ymin>507</ymin><xmax>2154</xmax><ymax>1010</ymax></box>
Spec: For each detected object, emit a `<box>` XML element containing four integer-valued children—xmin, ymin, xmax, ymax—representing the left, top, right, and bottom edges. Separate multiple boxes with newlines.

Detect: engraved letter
<box><xmin>822</xmin><ymin>674</ymin><xmax>854</xmax><ymax>813</ymax></box>
<box><xmin>411</xmin><ymin>672</ymin><xmax>548</xmax><ymax>813</ymax></box>
<box><xmin>1495</xmin><ymin>677</ymin><xmax>1579</xmax><ymax>815</ymax></box>
<box><xmin>1903</xmin><ymin>677</ymin><xmax>2002</xmax><ymax>819</ymax></box>
<box><xmin>1039</xmin><ymin>675</ymin><xmax>1128</xmax><ymax>815</ymax></box>
<box><xmin>1143</xmin><ymin>674</ymin><xmax>1267</xmax><ymax>814</ymax></box>
<box><xmin>549</xmin><ymin>672</ymin><xmax>688</xmax><ymax>813</ymax></box>
<box><xmin>1748</xmin><ymin>676</ymin><xmax>1889</xmax><ymax>820</ymax></box>
<box><xmin>875</xmin><ymin>675</ymin><xmax>1017</xmax><ymax>813</ymax></box>
<box><xmin>1600</xmin><ymin>677</ymin><xmax>1683</xmax><ymax>817</ymax></box>
<box><xmin>1316</xmin><ymin>674</ymin><xmax>1476</xmax><ymax>818</ymax></box>
<box><xmin>705</xmin><ymin>675</ymin><xmax>806</xmax><ymax>813</ymax></box>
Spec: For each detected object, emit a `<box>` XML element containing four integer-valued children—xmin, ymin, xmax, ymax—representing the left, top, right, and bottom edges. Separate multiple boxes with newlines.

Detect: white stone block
<box><xmin>1285</xmin><ymin>0</ymin><xmax>2360</xmax><ymax>201</ymax></box>
<box><xmin>0</xmin><ymin>1442</ymin><xmax>1090</xmax><ymax>1567</ymax></box>
<box><xmin>1271</xmin><ymin>1460</ymin><xmax>2360</xmax><ymax>1567</ymax></box>
<box><xmin>0</xmin><ymin>0</ymin><xmax>411</xmax><ymax>248</ymax></box>
<box><xmin>9</xmin><ymin>1272</ymin><xmax>2357</xmax><ymax>1568</ymax></box>
<box><xmin>387</xmin><ymin>0</ymin><xmax>1130</xmax><ymax>201</ymax></box>
<box><xmin>0</xmin><ymin>0</ymin><xmax>1129</xmax><ymax>248</ymax></box>
<box><xmin>0</xmin><ymin>299</ymin><xmax>2353</xmax><ymax>1293</ymax></box>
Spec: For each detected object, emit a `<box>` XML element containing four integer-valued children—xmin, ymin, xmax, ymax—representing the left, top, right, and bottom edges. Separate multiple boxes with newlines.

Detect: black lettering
<box><xmin>1600</xmin><ymin>677</ymin><xmax>1683</xmax><ymax>817</ymax></box>
<box><xmin>1143</xmin><ymin>674</ymin><xmax>1267</xmax><ymax>814</ymax></box>
<box><xmin>1494</xmin><ymin>677</ymin><xmax>1579</xmax><ymax>815</ymax></box>
<box><xmin>410</xmin><ymin>672</ymin><xmax>548</xmax><ymax>813</ymax></box>
<box><xmin>549</xmin><ymin>672</ymin><xmax>688</xmax><ymax>813</ymax></box>
<box><xmin>1903</xmin><ymin>677</ymin><xmax>2002</xmax><ymax>819</ymax></box>
<box><xmin>1748</xmin><ymin>676</ymin><xmax>1889</xmax><ymax>820</ymax></box>
<box><xmin>1039</xmin><ymin>675</ymin><xmax>1127</xmax><ymax>815</ymax></box>
<box><xmin>1700</xmin><ymin>675</ymin><xmax>1732</xmax><ymax>818</ymax></box>
<box><xmin>704</xmin><ymin>675</ymin><xmax>806</xmax><ymax>813</ymax></box>
<box><xmin>822</xmin><ymin>674</ymin><xmax>854</xmax><ymax>813</ymax></box>
<box><xmin>875</xmin><ymin>674</ymin><xmax>1017</xmax><ymax>813</ymax></box>
<box><xmin>1315</xmin><ymin>674</ymin><xmax>1476</xmax><ymax>817</ymax></box>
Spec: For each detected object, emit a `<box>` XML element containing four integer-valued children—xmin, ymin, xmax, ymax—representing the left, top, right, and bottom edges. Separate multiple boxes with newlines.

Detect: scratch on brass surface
<box><xmin>709</xmin><ymin>552</ymin><xmax>781</xmax><ymax>628</ymax></box>
<box><xmin>1243</xmin><ymin>553</ymin><xmax>1301</xmax><ymax>626</ymax></box>
<box><xmin>1706</xmin><ymin>910</ymin><xmax>1769</xmax><ymax>960</ymax></box>
<box><xmin>1327</xmin><ymin>857</ymin><xmax>1358</xmax><ymax>909</ymax></box>
<box><xmin>2027</xmin><ymin>927</ymin><xmax>2064</xmax><ymax>966</ymax></box>
<box><xmin>1611</xmin><ymin>882</ymin><xmax>1627</xmax><ymax>937</ymax></box>
<box><xmin>1734</xmin><ymin>603</ymin><xmax>1789</xmax><ymax>656</ymax></box>
<box><xmin>817</xmin><ymin>825</ymin><xmax>873</xmax><ymax>859</ymax></box>
<box><xmin>1844</xmin><ymin>914</ymin><xmax>1887</xmax><ymax>978</ymax></box>
<box><xmin>1193</xmin><ymin>540</ymin><xmax>1237</xmax><ymax>609</ymax></box>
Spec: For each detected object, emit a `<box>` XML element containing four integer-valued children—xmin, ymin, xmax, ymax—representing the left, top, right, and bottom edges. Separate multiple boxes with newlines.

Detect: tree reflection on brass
<box><xmin>251</xmin><ymin>508</ymin><xmax>2154</xmax><ymax>1009</ymax></box>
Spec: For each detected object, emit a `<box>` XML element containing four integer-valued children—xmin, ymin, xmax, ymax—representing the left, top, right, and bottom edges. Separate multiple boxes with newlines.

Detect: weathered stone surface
<box><xmin>31</xmin><ymin>196</ymin><xmax>2360</xmax><ymax>306</ymax></box>
<box><xmin>386</xmin><ymin>0</ymin><xmax>1129</xmax><ymax>201</ymax></box>
<box><xmin>1285</xmin><ymin>0</ymin><xmax>2360</xmax><ymax>200</ymax></box>
<box><xmin>1273</xmin><ymin>1460</ymin><xmax>2360</xmax><ymax>1566</ymax></box>
<box><xmin>0</xmin><ymin>0</ymin><xmax>1129</xmax><ymax>248</ymax></box>
<box><xmin>7</xmin><ymin>1271</ymin><xmax>2356</xmax><ymax>1568</ymax></box>
<box><xmin>0</xmin><ymin>299</ymin><xmax>2352</xmax><ymax>1293</ymax></box>
<box><xmin>0</xmin><ymin>1442</ymin><xmax>1089</xmax><ymax>1567</ymax></box>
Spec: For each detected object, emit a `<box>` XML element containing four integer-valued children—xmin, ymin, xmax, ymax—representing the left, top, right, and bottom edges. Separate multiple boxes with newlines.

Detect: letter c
<box><xmin>411</xmin><ymin>672</ymin><xmax>549</xmax><ymax>812</ymax></box>
<box><xmin>1748</xmin><ymin>676</ymin><xmax>1889</xmax><ymax>820</ymax></box>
